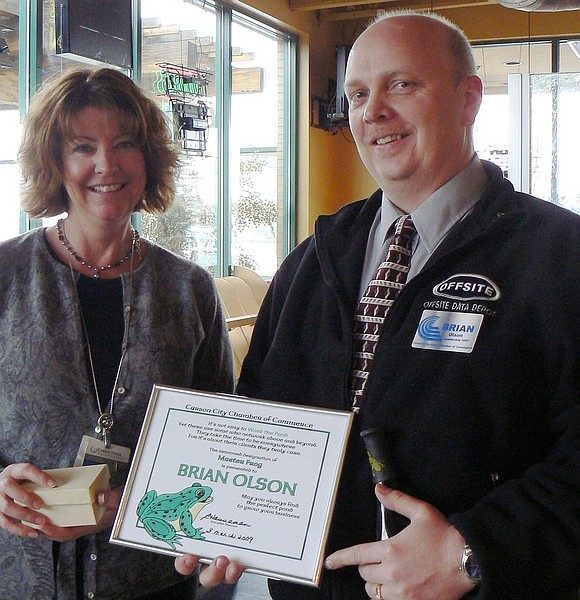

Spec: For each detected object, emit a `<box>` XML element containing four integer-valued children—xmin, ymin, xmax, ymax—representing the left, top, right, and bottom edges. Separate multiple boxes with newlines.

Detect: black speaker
<box><xmin>56</xmin><ymin>0</ymin><xmax>133</xmax><ymax>69</ymax></box>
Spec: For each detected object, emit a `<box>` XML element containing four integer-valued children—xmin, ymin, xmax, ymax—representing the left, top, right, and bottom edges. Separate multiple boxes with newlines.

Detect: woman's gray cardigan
<box><xmin>0</xmin><ymin>228</ymin><xmax>235</xmax><ymax>599</ymax></box>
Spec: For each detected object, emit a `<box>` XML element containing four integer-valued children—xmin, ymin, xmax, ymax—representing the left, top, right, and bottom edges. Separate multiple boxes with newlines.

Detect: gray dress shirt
<box><xmin>359</xmin><ymin>156</ymin><xmax>488</xmax><ymax>298</ymax></box>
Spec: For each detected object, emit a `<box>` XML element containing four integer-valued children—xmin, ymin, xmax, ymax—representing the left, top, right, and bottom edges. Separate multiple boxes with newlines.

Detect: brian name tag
<box><xmin>412</xmin><ymin>310</ymin><xmax>484</xmax><ymax>353</ymax></box>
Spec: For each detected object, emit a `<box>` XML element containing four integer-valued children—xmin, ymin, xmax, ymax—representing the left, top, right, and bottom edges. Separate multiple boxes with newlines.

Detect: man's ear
<box><xmin>461</xmin><ymin>75</ymin><xmax>483</xmax><ymax>127</ymax></box>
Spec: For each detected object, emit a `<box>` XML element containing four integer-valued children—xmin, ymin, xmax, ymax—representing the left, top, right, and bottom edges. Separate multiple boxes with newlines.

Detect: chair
<box><xmin>214</xmin><ymin>275</ymin><xmax>261</xmax><ymax>377</ymax></box>
<box><xmin>231</xmin><ymin>265</ymin><xmax>269</xmax><ymax>306</ymax></box>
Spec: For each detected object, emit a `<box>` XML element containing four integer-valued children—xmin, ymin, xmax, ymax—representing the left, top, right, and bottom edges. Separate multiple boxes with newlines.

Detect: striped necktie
<box><xmin>350</xmin><ymin>214</ymin><xmax>416</xmax><ymax>412</ymax></box>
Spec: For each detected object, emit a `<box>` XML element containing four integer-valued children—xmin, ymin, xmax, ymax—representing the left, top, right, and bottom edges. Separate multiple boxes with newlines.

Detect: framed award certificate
<box><xmin>110</xmin><ymin>385</ymin><xmax>353</xmax><ymax>586</ymax></box>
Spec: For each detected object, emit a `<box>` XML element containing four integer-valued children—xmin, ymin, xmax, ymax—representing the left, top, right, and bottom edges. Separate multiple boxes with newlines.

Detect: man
<box><xmin>177</xmin><ymin>11</ymin><xmax>579</xmax><ymax>599</ymax></box>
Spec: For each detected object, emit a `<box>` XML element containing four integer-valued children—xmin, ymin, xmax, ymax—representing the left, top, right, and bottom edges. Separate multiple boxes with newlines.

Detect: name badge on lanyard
<box><xmin>74</xmin><ymin>435</ymin><xmax>131</xmax><ymax>472</ymax></box>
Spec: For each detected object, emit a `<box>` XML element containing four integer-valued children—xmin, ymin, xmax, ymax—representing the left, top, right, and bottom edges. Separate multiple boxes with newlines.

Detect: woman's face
<box><xmin>61</xmin><ymin>106</ymin><xmax>146</xmax><ymax>226</ymax></box>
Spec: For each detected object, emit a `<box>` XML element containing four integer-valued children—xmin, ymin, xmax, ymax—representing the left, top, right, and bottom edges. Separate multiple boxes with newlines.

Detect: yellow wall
<box><xmin>238</xmin><ymin>1</ymin><xmax>580</xmax><ymax>241</ymax></box>
<box><xmin>309</xmin><ymin>127</ymin><xmax>375</xmax><ymax>222</ymax></box>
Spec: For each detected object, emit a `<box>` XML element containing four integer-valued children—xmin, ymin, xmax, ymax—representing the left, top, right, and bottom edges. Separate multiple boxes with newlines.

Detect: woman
<box><xmin>0</xmin><ymin>68</ymin><xmax>235</xmax><ymax>599</ymax></box>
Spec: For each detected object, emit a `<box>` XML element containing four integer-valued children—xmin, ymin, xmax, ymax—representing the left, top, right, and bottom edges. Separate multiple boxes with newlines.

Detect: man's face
<box><xmin>344</xmin><ymin>16</ymin><xmax>482</xmax><ymax>208</ymax></box>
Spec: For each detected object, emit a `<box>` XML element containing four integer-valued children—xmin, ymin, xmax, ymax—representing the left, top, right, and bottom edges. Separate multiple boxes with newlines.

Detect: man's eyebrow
<box><xmin>344</xmin><ymin>78</ymin><xmax>364</xmax><ymax>90</ymax></box>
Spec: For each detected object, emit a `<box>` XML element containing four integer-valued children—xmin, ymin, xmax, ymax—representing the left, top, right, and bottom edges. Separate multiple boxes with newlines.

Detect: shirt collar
<box><xmin>379</xmin><ymin>155</ymin><xmax>488</xmax><ymax>252</ymax></box>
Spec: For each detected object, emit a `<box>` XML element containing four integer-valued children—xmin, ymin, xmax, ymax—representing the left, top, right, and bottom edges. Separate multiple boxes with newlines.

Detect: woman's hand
<box><xmin>0</xmin><ymin>462</ymin><xmax>122</xmax><ymax>542</ymax></box>
<box><xmin>0</xmin><ymin>463</ymin><xmax>57</xmax><ymax>538</ymax></box>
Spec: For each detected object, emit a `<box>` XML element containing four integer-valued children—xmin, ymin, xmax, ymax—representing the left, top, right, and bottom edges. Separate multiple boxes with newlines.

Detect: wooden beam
<box><xmin>290</xmin><ymin>0</ymin><xmax>396</xmax><ymax>10</ymax></box>
<box><xmin>289</xmin><ymin>0</ymin><xmax>498</xmax><ymax>12</ymax></box>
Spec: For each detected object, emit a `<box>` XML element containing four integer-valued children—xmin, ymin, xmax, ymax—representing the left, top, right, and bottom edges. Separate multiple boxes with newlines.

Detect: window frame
<box><xmin>18</xmin><ymin>0</ymin><xmax>298</xmax><ymax>277</ymax></box>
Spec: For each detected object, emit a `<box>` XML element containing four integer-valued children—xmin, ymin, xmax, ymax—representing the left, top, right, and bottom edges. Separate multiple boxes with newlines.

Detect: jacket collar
<box><xmin>314</xmin><ymin>189</ymin><xmax>383</xmax><ymax>313</ymax></box>
<box><xmin>312</xmin><ymin>160</ymin><xmax>521</xmax><ymax>312</ymax></box>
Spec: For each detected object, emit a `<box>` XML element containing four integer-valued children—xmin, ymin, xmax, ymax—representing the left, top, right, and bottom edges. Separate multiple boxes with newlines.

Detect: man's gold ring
<box><xmin>375</xmin><ymin>583</ymin><xmax>383</xmax><ymax>599</ymax></box>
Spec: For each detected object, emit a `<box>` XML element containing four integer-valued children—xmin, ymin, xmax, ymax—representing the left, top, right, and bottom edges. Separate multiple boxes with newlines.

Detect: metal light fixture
<box><xmin>0</xmin><ymin>37</ymin><xmax>9</xmax><ymax>54</ymax></box>
<box><xmin>499</xmin><ymin>0</ymin><xmax>580</xmax><ymax>10</ymax></box>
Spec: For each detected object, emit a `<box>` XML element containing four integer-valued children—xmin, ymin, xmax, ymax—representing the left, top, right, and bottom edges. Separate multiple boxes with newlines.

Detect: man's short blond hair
<box><xmin>371</xmin><ymin>10</ymin><xmax>477</xmax><ymax>84</ymax></box>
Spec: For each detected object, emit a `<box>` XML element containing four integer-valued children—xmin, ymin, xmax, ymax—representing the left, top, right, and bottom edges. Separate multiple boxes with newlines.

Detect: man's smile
<box><xmin>375</xmin><ymin>133</ymin><xmax>409</xmax><ymax>145</ymax></box>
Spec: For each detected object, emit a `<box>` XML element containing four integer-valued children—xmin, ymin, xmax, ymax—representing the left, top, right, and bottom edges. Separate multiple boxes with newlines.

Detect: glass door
<box><xmin>509</xmin><ymin>72</ymin><xmax>580</xmax><ymax>214</ymax></box>
<box><xmin>0</xmin><ymin>5</ymin><xmax>21</xmax><ymax>241</ymax></box>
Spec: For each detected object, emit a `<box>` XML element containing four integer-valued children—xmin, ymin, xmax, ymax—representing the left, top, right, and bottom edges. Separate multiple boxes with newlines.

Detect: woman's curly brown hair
<box><xmin>18</xmin><ymin>67</ymin><xmax>181</xmax><ymax>218</ymax></box>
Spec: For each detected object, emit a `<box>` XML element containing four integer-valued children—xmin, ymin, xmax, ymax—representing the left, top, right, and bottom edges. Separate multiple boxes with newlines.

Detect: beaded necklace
<box><xmin>56</xmin><ymin>218</ymin><xmax>140</xmax><ymax>279</ymax></box>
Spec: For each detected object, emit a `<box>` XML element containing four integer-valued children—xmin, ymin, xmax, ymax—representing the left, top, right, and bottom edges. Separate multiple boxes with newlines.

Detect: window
<box><xmin>139</xmin><ymin>0</ymin><xmax>296</xmax><ymax>277</ymax></box>
<box><xmin>0</xmin><ymin>7</ymin><xmax>21</xmax><ymax>242</ymax></box>
<box><xmin>528</xmin><ymin>72</ymin><xmax>580</xmax><ymax>214</ymax></box>
<box><xmin>472</xmin><ymin>39</ymin><xmax>580</xmax><ymax>214</ymax></box>
<box><xmin>473</xmin><ymin>41</ymin><xmax>552</xmax><ymax>178</ymax></box>
<box><xmin>0</xmin><ymin>111</ymin><xmax>21</xmax><ymax>241</ymax></box>
<box><xmin>13</xmin><ymin>0</ymin><xmax>296</xmax><ymax>277</ymax></box>
<box><xmin>229</xmin><ymin>13</ymin><xmax>292</xmax><ymax>277</ymax></box>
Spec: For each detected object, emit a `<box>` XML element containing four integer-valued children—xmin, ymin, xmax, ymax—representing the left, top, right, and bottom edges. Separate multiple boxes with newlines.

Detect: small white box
<box><xmin>23</xmin><ymin>464</ymin><xmax>111</xmax><ymax>527</ymax></box>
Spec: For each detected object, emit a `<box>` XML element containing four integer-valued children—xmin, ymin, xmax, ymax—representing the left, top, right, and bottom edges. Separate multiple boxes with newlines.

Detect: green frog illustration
<box><xmin>136</xmin><ymin>482</ymin><xmax>213</xmax><ymax>549</ymax></box>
